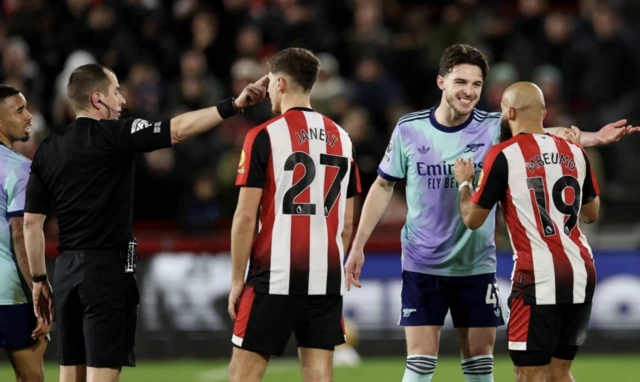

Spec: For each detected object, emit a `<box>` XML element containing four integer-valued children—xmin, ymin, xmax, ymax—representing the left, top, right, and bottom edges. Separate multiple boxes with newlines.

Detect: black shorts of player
<box><xmin>507</xmin><ymin>293</ymin><xmax>592</xmax><ymax>367</ymax></box>
<box><xmin>54</xmin><ymin>250</ymin><xmax>139</xmax><ymax>368</ymax></box>
<box><xmin>232</xmin><ymin>285</ymin><xmax>345</xmax><ymax>356</ymax></box>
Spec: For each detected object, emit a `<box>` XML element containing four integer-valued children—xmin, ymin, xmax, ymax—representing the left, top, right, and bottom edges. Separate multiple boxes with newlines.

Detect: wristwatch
<box><xmin>32</xmin><ymin>274</ymin><xmax>48</xmax><ymax>283</ymax></box>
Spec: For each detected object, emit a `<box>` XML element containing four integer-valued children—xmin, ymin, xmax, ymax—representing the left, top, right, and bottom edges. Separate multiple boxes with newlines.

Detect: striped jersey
<box><xmin>235</xmin><ymin>107</ymin><xmax>361</xmax><ymax>296</ymax></box>
<box><xmin>377</xmin><ymin>107</ymin><xmax>501</xmax><ymax>276</ymax></box>
<box><xmin>472</xmin><ymin>133</ymin><xmax>599</xmax><ymax>305</ymax></box>
<box><xmin>0</xmin><ymin>143</ymin><xmax>31</xmax><ymax>305</ymax></box>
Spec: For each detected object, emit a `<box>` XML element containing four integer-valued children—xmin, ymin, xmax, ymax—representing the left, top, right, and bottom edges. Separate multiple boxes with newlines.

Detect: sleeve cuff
<box><xmin>377</xmin><ymin>168</ymin><xmax>403</xmax><ymax>182</ymax></box>
<box><xmin>6</xmin><ymin>210</ymin><xmax>24</xmax><ymax>218</ymax></box>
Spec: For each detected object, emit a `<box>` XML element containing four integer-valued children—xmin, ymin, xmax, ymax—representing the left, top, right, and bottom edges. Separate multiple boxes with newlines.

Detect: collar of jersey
<box><xmin>285</xmin><ymin>106</ymin><xmax>315</xmax><ymax>113</ymax></box>
<box><xmin>429</xmin><ymin>107</ymin><xmax>476</xmax><ymax>133</ymax></box>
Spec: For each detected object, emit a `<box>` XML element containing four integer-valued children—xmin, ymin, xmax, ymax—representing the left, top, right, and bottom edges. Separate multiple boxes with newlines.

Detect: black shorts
<box><xmin>0</xmin><ymin>303</ymin><xmax>38</xmax><ymax>350</ymax></box>
<box><xmin>231</xmin><ymin>285</ymin><xmax>345</xmax><ymax>356</ymax></box>
<box><xmin>507</xmin><ymin>294</ymin><xmax>592</xmax><ymax>367</ymax></box>
<box><xmin>54</xmin><ymin>250</ymin><xmax>139</xmax><ymax>368</ymax></box>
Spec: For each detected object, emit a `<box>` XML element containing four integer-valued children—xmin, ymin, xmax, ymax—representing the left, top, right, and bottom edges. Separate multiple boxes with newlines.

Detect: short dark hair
<box><xmin>266</xmin><ymin>48</ymin><xmax>320</xmax><ymax>92</ymax></box>
<box><xmin>0</xmin><ymin>85</ymin><xmax>20</xmax><ymax>104</ymax></box>
<box><xmin>438</xmin><ymin>44</ymin><xmax>490</xmax><ymax>80</ymax></box>
<box><xmin>67</xmin><ymin>64</ymin><xmax>115</xmax><ymax>110</ymax></box>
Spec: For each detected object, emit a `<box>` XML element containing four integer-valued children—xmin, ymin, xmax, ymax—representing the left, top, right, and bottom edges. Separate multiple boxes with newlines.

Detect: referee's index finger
<box><xmin>255</xmin><ymin>74</ymin><xmax>269</xmax><ymax>87</ymax></box>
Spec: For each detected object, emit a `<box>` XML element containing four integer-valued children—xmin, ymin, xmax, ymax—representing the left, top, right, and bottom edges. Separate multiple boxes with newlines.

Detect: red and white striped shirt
<box><xmin>471</xmin><ymin>133</ymin><xmax>599</xmax><ymax>305</ymax></box>
<box><xmin>236</xmin><ymin>107</ymin><xmax>361</xmax><ymax>296</ymax></box>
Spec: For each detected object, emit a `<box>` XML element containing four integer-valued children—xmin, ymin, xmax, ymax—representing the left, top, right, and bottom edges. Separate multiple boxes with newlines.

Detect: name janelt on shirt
<box><xmin>295</xmin><ymin>128</ymin><xmax>338</xmax><ymax>147</ymax></box>
<box><xmin>526</xmin><ymin>152</ymin><xmax>576</xmax><ymax>173</ymax></box>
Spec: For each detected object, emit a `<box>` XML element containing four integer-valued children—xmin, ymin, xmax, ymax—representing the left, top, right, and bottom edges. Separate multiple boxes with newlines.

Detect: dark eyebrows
<box><xmin>16</xmin><ymin>104</ymin><xmax>25</xmax><ymax>112</ymax></box>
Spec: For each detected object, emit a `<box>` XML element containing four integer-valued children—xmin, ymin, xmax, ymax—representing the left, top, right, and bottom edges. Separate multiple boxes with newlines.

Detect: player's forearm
<box><xmin>459</xmin><ymin>188</ymin><xmax>476</xmax><ymax>229</ymax></box>
<box><xmin>10</xmin><ymin>217</ymin><xmax>32</xmax><ymax>290</ymax></box>
<box><xmin>578</xmin><ymin>132</ymin><xmax>601</xmax><ymax>148</ymax></box>
<box><xmin>230</xmin><ymin>213</ymin><xmax>256</xmax><ymax>284</ymax></box>
<box><xmin>23</xmin><ymin>214</ymin><xmax>47</xmax><ymax>277</ymax></box>
<box><xmin>351</xmin><ymin>177</ymin><xmax>394</xmax><ymax>250</ymax></box>
<box><xmin>170</xmin><ymin>106</ymin><xmax>226</xmax><ymax>144</ymax></box>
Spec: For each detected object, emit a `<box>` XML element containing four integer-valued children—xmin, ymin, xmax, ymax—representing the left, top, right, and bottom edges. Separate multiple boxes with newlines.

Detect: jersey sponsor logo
<box><xmin>463</xmin><ymin>143</ymin><xmax>485</xmax><ymax>153</ymax></box>
<box><xmin>237</xmin><ymin>150</ymin><xmax>245</xmax><ymax>174</ymax></box>
<box><xmin>417</xmin><ymin>161</ymin><xmax>483</xmax><ymax>189</ymax></box>
<box><xmin>131</xmin><ymin>118</ymin><xmax>152</xmax><ymax>134</ymax></box>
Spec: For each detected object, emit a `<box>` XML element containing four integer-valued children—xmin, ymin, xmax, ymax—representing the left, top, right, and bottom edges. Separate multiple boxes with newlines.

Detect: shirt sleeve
<box><xmin>581</xmin><ymin>148</ymin><xmax>600</xmax><ymax>205</ymax></box>
<box><xmin>471</xmin><ymin>148</ymin><xmax>508</xmax><ymax>209</ymax></box>
<box><xmin>100</xmin><ymin>118</ymin><xmax>172</xmax><ymax>153</ymax></box>
<box><xmin>6</xmin><ymin>160</ymin><xmax>30</xmax><ymax>218</ymax></box>
<box><xmin>24</xmin><ymin>149</ymin><xmax>51</xmax><ymax>215</ymax></box>
<box><xmin>347</xmin><ymin>146</ymin><xmax>362</xmax><ymax>198</ymax></box>
<box><xmin>377</xmin><ymin>123</ymin><xmax>407</xmax><ymax>181</ymax></box>
<box><xmin>236</xmin><ymin>127</ymin><xmax>270</xmax><ymax>188</ymax></box>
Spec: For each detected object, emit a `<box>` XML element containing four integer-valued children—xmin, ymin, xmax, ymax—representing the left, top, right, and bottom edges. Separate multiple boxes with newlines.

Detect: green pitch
<box><xmin>0</xmin><ymin>355</ymin><xmax>637</xmax><ymax>381</ymax></box>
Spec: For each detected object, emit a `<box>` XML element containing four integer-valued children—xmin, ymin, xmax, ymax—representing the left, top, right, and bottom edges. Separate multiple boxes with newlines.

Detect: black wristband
<box><xmin>32</xmin><ymin>274</ymin><xmax>47</xmax><ymax>283</ymax></box>
<box><xmin>216</xmin><ymin>97</ymin><xmax>238</xmax><ymax>119</ymax></box>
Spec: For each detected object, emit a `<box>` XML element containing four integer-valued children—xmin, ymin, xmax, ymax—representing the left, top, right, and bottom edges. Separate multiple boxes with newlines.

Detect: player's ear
<box><xmin>508</xmin><ymin>107</ymin><xmax>517</xmax><ymax>121</ymax></box>
<box><xmin>437</xmin><ymin>75</ymin><xmax>445</xmax><ymax>91</ymax></box>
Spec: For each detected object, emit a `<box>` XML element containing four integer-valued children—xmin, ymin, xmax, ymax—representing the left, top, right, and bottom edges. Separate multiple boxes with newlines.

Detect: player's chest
<box><xmin>405</xmin><ymin>134</ymin><xmax>492</xmax><ymax>173</ymax></box>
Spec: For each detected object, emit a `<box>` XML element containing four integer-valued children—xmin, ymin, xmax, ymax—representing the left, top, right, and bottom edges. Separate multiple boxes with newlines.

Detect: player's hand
<box><xmin>555</xmin><ymin>127</ymin><xmax>579</xmax><ymax>143</ymax></box>
<box><xmin>234</xmin><ymin>75</ymin><xmax>269</xmax><ymax>109</ymax></box>
<box><xmin>595</xmin><ymin>119</ymin><xmax>640</xmax><ymax>145</ymax></box>
<box><xmin>32</xmin><ymin>281</ymin><xmax>54</xmax><ymax>326</ymax></box>
<box><xmin>569</xmin><ymin>126</ymin><xmax>582</xmax><ymax>145</ymax></box>
<box><xmin>454</xmin><ymin>158</ymin><xmax>475</xmax><ymax>184</ymax></box>
<box><xmin>227</xmin><ymin>281</ymin><xmax>244</xmax><ymax>321</ymax></box>
<box><xmin>345</xmin><ymin>248</ymin><xmax>365</xmax><ymax>291</ymax></box>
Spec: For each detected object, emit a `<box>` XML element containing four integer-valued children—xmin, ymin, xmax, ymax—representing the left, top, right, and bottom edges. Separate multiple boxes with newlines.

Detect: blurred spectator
<box><xmin>310</xmin><ymin>53</ymin><xmax>346</xmax><ymax>117</ymax></box>
<box><xmin>181</xmin><ymin>167</ymin><xmax>223</xmax><ymax>235</ymax></box>
<box><xmin>0</xmin><ymin>0</ymin><xmax>638</xmax><ymax>230</ymax></box>
<box><xmin>346</xmin><ymin>56</ymin><xmax>405</xmax><ymax>133</ymax></box>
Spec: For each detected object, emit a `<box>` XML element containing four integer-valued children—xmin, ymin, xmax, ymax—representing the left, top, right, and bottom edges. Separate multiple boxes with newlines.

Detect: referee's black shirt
<box><xmin>24</xmin><ymin>117</ymin><xmax>172</xmax><ymax>252</ymax></box>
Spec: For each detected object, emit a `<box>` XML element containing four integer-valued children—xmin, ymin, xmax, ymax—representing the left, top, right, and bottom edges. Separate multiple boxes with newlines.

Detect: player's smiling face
<box><xmin>439</xmin><ymin>64</ymin><xmax>483</xmax><ymax>116</ymax></box>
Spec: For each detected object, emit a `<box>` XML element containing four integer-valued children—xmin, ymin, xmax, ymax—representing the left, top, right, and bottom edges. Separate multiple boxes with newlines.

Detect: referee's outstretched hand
<box><xmin>32</xmin><ymin>280</ymin><xmax>54</xmax><ymax>326</ymax></box>
<box><xmin>234</xmin><ymin>75</ymin><xmax>269</xmax><ymax>109</ymax></box>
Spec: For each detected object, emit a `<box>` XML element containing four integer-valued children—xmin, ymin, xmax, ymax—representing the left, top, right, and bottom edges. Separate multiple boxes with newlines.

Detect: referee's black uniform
<box><xmin>24</xmin><ymin>116</ymin><xmax>172</xmax><ymax>367</ymax></box>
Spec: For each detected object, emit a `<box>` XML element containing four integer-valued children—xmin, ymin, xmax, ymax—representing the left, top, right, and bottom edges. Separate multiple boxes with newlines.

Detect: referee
<box><xmin>22</xmin><ymin>64</ymin><xmax>267</xmax><ymax>382</ymax></box>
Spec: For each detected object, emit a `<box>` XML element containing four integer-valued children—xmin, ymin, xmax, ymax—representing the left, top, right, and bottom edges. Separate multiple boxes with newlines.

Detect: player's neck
<box><xmin>511</xmin><ymin>120</ymin><xmax>546</xmax><ymax>136</ymax></box>
<box><xmin>0</xmin><ymin>132</ymin><xmax>12</xmax><ymax>148</ymax></box>
<box><xmin>434</xmin><ymin>103</ymin><xmax>471</xmax><ymax>127</ymax></box>
<box><xmin>280</xmin><ymin>93</ymin><xmax>312</xmax><ymax>114</ymax></box>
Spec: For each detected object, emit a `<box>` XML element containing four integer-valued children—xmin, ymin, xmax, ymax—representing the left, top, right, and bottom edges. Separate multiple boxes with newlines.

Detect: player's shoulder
<box><xmin>396</xmin><ymin>108</ymin><xmax>433</xmax><ymax>129</ymax></box>
<box><xmin>472</xmin><ymin>109</ymin><xmax>501</xmax><ymax>123</ymax></box>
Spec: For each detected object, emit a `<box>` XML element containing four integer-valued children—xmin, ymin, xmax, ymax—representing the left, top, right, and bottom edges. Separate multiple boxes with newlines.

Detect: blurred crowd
<box><xmin>1</xmin><ymin>0</ymin><xmax>639</xmax><ymax>234</ymax></box>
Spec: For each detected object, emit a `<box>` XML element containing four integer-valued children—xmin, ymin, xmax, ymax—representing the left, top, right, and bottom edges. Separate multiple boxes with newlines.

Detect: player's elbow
<box><xmin>463</xmin><ymin>214</ymin><xmax>484</xmax><ymax>230</ymax></box>
<box><xmin>169</xmin><ymin>118</ymin><xmax>184</xmax><ymax>144</ymax></box>
<box><xmin>580</xmin><ymin>197</ymin><xmax>600</xmax><ymax>224</ymax></box>
<box><xmin>23</xmin><ymin>213</ymin><xmax>45</xmax><ymax>231</ymax></box>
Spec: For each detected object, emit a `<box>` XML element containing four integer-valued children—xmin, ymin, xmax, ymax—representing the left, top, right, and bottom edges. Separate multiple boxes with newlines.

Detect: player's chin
<box><xmin>19</xmin><ymin>133</ymin><xmax>30</xmax><ymax>143</ymax></box>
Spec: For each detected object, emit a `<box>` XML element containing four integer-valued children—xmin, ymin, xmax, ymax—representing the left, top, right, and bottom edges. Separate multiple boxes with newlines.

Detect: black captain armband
<box><xmin>217</xmin><ymin>97</ymin><xmax>239</xmax><ymax>119</ymax></box>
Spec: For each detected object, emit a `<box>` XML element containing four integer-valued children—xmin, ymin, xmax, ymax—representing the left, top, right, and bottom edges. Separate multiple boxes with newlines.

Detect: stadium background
<box><xmin>1</xmin><ymin>0</ymin><xmax>640</xmax><ymax>380</ymax></box>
